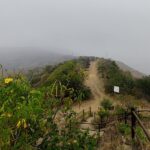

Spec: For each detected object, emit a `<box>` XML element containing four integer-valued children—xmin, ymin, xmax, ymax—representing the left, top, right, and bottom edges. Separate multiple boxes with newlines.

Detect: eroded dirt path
<box><xmin>73</xmin><ymin>61</ymin><xmax>105</xmax><ymax>113</ymax></box>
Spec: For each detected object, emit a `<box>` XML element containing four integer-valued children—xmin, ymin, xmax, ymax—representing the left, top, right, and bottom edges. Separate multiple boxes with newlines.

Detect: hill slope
<box><xmin>116</xmin><ymin>61</ymin><xmax>145</xmax><ymax>78</ymax></box>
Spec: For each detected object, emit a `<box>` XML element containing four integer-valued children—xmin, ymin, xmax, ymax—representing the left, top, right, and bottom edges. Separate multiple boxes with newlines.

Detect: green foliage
<box><xmin>98</xmin><ymin>59</ymin><xmax>150</xmax><ymax>101</ymax></box>
<box><xmin>101</xmin><ymin>98</ymin><xmax>113</xmax><ymax>110</ymax></box>
<box><xmin>26</xmin><ymin>58</ymin><xmax>92</xmax><ymax>101</ymax></box>
<box><xmin>135</xmin><ymin>127</ymin><xmax>147</xmax><ymax>143</ymax></box>
<box><xmin>117</xmin><ymin>123</ymin><xmax>130</xmax><ymax>136</ymax></box>
<box><xmin>0</xmin><ymin>76</ymin><xmax>97</xmax><ymax>149</ymax></box>
<box><xmin>43</xmin><ymin>60</ymin><xmax>91</xmax><ymax>101</ymax></box>
<box><xmin>98</xmin><ymin>108</ymin><xmax>109</xmax><ymax>119</ymax></box>
<box><xmin>98</xmin><ymin>59</ymin><xmax>134</xmax><ymax>94</ymax></box>
<box><xmin>115</xmin><ymin>105</ymin><xmax>126</xmax><ymax>116</ymax></box>
<box><xmin>134</xmin><ymin>76</ymin><xmax>150</xmax><ymax>100</ymax></box>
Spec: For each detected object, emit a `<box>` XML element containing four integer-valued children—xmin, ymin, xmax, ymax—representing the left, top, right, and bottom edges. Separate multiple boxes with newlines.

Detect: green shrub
<box><xmin>135</xmin><ymin>76</ymin><xmax>150</xmax><ymax>101</ymax></box>
<box><xmin>115</xmin><ymin>106</ymin><xmax>126</xmax><ymax>116</ymax></box>
<box><xmin>98</xmin><ymin>108</ymin><xmax>109</xmax><ymax>119</ymax></box>
<box><xmin>101</xmin><ymin>98</ymin><xmax>113</xmax><ymax>110</ymax></box>
<box><xmin>118</xmin><ymin>123</ymin><xmax>130</xmax><ymax>136</ymax></box>
<box><xmin>0</xmin><ymin>76</ymin><xmax>97</xmax><ymax>149</ymax></box>
<box><xmin>97</xmin><ymin>59</ymin><xmax>134</xmax><ymax>94</ymax></box>
<box><xmin>42</xmin><ymin>61</ymin><xmax>91</xmax><ymax>101</ymax></box>
<box><xmin>136</xmin><ymin>127</ymin><xmax>147</xmax><ymax>143</ymax></box>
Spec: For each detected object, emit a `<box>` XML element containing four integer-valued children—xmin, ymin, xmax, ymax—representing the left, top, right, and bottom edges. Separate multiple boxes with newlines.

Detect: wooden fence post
<box><xmin>82</xmin><ymin>109</ymin><xmax>85</xmax><ymax>121</ymax></box>
<box><xmin>69</xmin><ymin>120</ymin><xmax>71</xmax><ymax>130</ymax></box>
<box><xmin>98</xmin><ymin>123</ymin><xmax>101</xmax><ymax>132</ymax></box>
<box><xmin>93</xmin><ymin>112</ymin><xmax>96</xmax><ymax>121</ymax></box>
<box><xmin>89</xmin><ymin>107</ymin><xmax>92</xmax><ymax>117</ymax></box>
<box><xmin>131</xmin><ymin>108</ymin><xmax>136</xmax><ymax>141</ymax></box>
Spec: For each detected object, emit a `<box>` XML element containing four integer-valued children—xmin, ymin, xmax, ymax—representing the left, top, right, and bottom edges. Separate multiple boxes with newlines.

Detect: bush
<box><xmin>136</xmin><ymin>127</ymin><xmax>147</xmax><ymax>143</ymax></box>
<box><xmin>134</xmin><ymin>76</ymin><xmax>150</xmax><ymax>101</ymax></box>
<box><xmin>98</xmin><ymin>59</ymin><xmax>134</xmax><ymax>94</ymax></box>
<box><xmin>117</xmin><ymin>123</ymin><xmax>130</xmax><ymax>136</ymax></box>
<box><xmin>42</xmin><ymin>61</ymin><xmax>91</xmax><ymax>101</ymax></box>
<box><xmin>115</xmin><ymin>105</ymin><xmax>126</xmax><ymax>116</ymax></box>
<box><xmin>0</xmin><ymin>76</ymin><xmax>97</xmax><ymax>149</ymax></box>
<box><xmin>101</xmin><ymin>98</ymin><xmax>113</xmax><ymax>110</ymax></box>
<box><xmin>98</xmin><ymin>108</ymin><xmax>109</xmax><ymax>119</ymax></box>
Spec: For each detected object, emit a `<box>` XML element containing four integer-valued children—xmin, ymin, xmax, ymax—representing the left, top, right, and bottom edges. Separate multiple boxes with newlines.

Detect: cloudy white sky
<box><xmin>0</xmin><ymin>0</ymin><xmax>150</xmax><ymax>74</ymax></box>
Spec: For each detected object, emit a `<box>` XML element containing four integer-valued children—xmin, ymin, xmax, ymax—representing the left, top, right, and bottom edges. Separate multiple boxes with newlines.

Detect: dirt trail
<box><xmin>73</xmin><ymin>61</ymin><xmax>105</xmax><ymax>113</ymax></box>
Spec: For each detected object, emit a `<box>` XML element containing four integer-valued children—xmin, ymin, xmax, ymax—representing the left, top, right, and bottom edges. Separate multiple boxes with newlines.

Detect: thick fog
<box><xmin>0</xmin><ymin>0</ymin><xmax>150</xmax><ymax>74</ymax></box>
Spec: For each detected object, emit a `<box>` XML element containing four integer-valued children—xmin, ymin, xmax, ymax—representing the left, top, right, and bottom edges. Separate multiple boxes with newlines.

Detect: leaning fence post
<box><xmin>131</xmin><ymin>107</ymin><xmax>136</xmax><ymax>141</ymax></box>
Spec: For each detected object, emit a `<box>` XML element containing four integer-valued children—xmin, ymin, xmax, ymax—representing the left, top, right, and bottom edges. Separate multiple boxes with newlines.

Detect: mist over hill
<box><xmin>116</xmin><ymin>61</ymin><xmax>145</xmax><ymax>78</ymax></box>
<box><xmin>0</xmin><ymin>47</ymin><xmax>146</xmax><ymax>79</ymax></box>
<box><xmin>0</xmin><ymin>47</ymin><xmax>74</xmax><ymax>70</ymax></box>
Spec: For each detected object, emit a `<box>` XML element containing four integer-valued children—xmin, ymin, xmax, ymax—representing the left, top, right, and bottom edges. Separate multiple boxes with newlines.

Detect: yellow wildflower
<box><xmin>16</xmin><ymin>120</ymin><xmax>21</xmax><ymax>128</ymax></box>
<box><xmin>4</xmin><ymin>78</ymin><xmax>13</xmax><ymax>84</ymax></box>
<box><xmin>23</xmin><ymin>122</ymin><xmax>27</xmax><ymax>129</ymax></box>
<box><xmin>16</xmin><ymin>119</ymin><xmax>27</xmax><ymax>129</ymax></box>
<box><xmin>22</xmin><ymin>119</ymin><xmax>27</xmax><ymax>129</ymax></box>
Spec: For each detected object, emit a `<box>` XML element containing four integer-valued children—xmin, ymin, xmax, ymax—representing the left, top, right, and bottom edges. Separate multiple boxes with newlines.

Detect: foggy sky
<box><xmin>0</xmin><ymin>0</ymin><xmax>150</xmax><ymax>74</ymax></box>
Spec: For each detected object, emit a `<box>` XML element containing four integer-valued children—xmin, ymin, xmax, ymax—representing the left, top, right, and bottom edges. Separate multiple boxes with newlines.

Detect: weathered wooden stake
<box><xmin>98</xmin><ymin>123</ymin><xmax>101</xmax><ymax>132</ymax></box>
<box><xmin>82</xmin><ymin>109</ymin><xmax>85</xmax><ymax>121</ymax></box>
<box><xmin>89</xmin><ymin>107</ymin><xmax>92</xmax><ymax>116</ymax></box>
<box><xmin>131</xmin><ymin>108</ymin><xmax>136</xmax><ymax>140</ymax></box>
<box><xmin>69</xmin><ymin>120</ymin><xmax>71</xmax><ymax>130</ymax></box>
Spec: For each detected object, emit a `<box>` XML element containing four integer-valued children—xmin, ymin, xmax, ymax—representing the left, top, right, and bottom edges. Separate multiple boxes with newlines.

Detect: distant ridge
<box><xmin>116</xmin><ymin>61</ymin><xmax>145</xmax><ymax>78</ymax></box>
<box><xmin>0</xmin><ymin>47</ymin><xmax>75</xmax><ymax>70</ymax></box>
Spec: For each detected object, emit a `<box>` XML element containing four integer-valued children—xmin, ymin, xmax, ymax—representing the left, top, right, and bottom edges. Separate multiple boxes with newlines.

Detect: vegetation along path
<box><xmin>73</xmin><ymin>60</ymin><xmax>105</xmax><ymax>113</ymax></box>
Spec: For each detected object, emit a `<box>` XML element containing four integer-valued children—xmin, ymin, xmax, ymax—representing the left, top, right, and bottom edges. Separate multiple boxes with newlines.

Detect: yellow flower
<box><xmin>22</xmin><ymin>119</ymin><xmax>27</xmax><ymax>129</ymax></box>
<box><xmin>23</xmin><ymin>122</ymin><xmax>27</xmax><ymax>129</ymax></box>
<box><xmin>4</xmin><ymin>78</ymin><xmax>13</xmax><ymax>84</ymax></box>
<box><xmin>16</xmin><ymin>120</ymin><xmax>21</xmax><ymax>128</ymax></box>
<box><xmin>16</xmin><ymin>119</ymin><xmax>27</xmax><ymax>129</ymax></box>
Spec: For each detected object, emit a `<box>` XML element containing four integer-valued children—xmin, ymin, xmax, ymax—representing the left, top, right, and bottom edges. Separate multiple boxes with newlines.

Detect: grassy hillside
<box><xmin>98</xmin><ymin>58</ymin><xmax>134</xmax><ymax>94</ymax></box>
<box><xmin>0</xmin><ymin>57</ymin><xmax>149</xmax><ymax>149</ymax></box>
<box><xmin>0</xmin><ymin>57</ymin><xmax>99</xmax><ymax>149</ymax></box>
<box><xmin>27</xmin><ymin>57</ymin><xmax>97</xmax><ymax>101</ymax></box>
<box><xmin>97</xmin><ymin>58</ymin><xmax>150</xmax><ymax>101</ymax></box>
